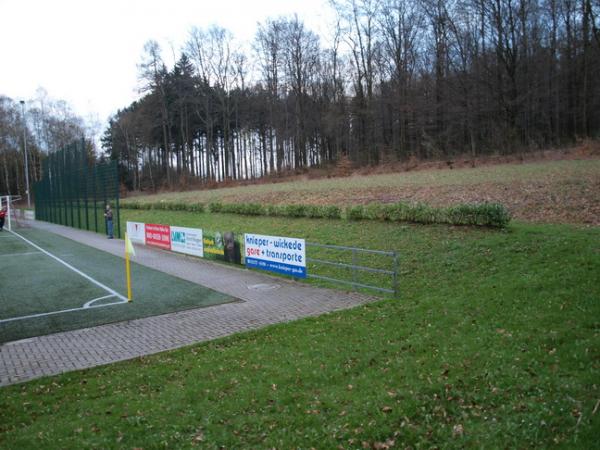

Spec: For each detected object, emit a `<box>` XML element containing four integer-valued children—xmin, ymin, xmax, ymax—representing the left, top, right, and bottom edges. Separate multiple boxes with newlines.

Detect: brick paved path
<box><xmin>0</xmin><ymin>222</ymin><xmax>376</xmax><ymax>386</ymax></box>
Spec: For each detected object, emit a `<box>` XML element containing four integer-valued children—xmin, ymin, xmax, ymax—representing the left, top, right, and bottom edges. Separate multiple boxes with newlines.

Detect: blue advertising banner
<box><xmin>244</xmin><ymin>233</ymin><xmax>307</xmax><ymax>278</ymax></box>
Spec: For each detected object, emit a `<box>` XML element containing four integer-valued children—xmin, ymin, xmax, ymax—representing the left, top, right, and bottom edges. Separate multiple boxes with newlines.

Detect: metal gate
<box><xmin>306</xmin><ymin>242</ymin><xmax>398</xmax><ymax>296</ymax></box>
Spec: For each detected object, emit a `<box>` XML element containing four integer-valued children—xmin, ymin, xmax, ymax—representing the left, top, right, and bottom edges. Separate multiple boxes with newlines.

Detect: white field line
<box><xmin>2</xmin><ymin>251</ymin><xmax>42</xmax><ymax>257</ymax></box>
<box><xmin>83</xmin><ymin>294</ymin><xmax>118</xmax><ymax>308</ymax></box>
<box><xmin>8</xmin><ymin>229</ymin><xmax>128</xmax><ymax>303</ymax></box>
<box><xmin>0</xmin><ymin>235</ymin><xmax>18</xmax><ymax>238</ymax></box>
<box><xmin>0</xmin><ymin>295</ymin><xmax>127</xmax><ymax>324</ymax></box>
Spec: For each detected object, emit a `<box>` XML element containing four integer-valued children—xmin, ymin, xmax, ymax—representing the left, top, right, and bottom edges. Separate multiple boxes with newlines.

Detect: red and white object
<box><xmin>145</xmin><ymin>223</ymin><xmax>171</xmax><ymax>250</ymax></box>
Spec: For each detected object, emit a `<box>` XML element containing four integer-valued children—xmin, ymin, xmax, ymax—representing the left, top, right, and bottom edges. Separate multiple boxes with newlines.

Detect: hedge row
<box><xmin>122</xmin><ymin>200</ymin><xmax>511</xmax><ymax>227</ymax></box>
<box><xmin>124</xmin><ymin>201</ymin><xmax>206</xmax><ymax>212</ymax></box>
<box><xmin>354</xmin><ymin>202</ymin><xmax>511</xmax><ymax>227</ymax></box>
<box><xmin>207</xmin><ymin>202</ymin><xmax>343</xmax><ymax>219</ymax></box>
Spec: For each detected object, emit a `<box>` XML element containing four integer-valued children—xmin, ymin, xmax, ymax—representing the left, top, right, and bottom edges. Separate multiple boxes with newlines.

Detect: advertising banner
<box><xmin>203</xmin><ymin>230</ymin><xmax>242</xmax><ymax>264</ymax></box>
<box><xmin>126</xmin><ymin>221</ymin><xmax>146</xmax><ymax>244</ymax></box>
<box><xmin>244</xmin><ymin>233</ymin><xmax>306</xmax><ymax>278</ymax></box>
<box><xmin>145</xmin><ymin>223</ymin><xmax>171</xmax><ymax>250</ymax></box>
<box><xmin>170</xmin><ymin>226</ymin><xmax>203</xmax><ymax>257</ymax></box>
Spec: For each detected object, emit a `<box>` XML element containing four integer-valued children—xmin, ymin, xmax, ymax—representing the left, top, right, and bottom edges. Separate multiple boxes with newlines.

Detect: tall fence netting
<box><xmin>33</xmin><ymin>139</ymin><xmax>121</xmax><ymax>238</ymax></box>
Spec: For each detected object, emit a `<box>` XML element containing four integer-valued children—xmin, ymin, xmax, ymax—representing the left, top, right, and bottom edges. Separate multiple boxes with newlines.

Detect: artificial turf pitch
<box><xmin>0</xmin><ymin>227</ymin><xmax>237</xmax><ymax>343</ymax></box>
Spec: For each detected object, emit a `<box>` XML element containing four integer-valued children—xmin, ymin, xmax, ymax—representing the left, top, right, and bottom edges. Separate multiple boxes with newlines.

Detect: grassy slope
<box><xmin>122</xmin><ymin>158</ymin><xmax>600</xmax><ymax>225</ymax></box>
<box><xmin>0</xmin><ymin>217</ymin><xmax>598</xmax><ymax>448</ymax></box>
<box><xmin>122</xmin><ymin>159</ymin><xmax>600</xmax><ymax>203</ymax></box>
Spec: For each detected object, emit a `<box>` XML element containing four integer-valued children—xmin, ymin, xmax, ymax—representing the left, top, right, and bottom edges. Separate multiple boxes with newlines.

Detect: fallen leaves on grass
<box><xmin>181</xmin><ymin>162</ymin><xmax>600</xmax><ymax>225</ymax></box>
<box><xmin>373</xmin><ymin>439</ymin><xmax>396</xmax><ymax>449</ymax></box>
<box><xmin>452</xmin><ymin>424</ymin><xmax>464</xmax><ymax>436</ymax></box>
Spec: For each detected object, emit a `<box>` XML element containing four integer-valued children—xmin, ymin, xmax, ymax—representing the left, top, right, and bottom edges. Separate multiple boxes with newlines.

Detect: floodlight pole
<box><xmin>20</xmin><ymin>100</ymin><xmax>31</xmax><ymax>208</ymax></box>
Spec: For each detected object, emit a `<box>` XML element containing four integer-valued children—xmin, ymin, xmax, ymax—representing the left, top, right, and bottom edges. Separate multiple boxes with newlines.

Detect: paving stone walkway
<box><xmin>0</xmin><ymin>222</ymin><xmax>377</xmax><ymax>386</ymax></box>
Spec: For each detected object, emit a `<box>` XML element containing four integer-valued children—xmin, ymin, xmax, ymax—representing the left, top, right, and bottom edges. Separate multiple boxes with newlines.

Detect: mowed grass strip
<box><xmin>0</xmin><ymin>228</ymin><xmax>236</xmax><ymax>343</ymax></box>
<box><xmin>0</xmin><ymin>219</ymin><xmax>598</xmax><ymax>448</ymax></box>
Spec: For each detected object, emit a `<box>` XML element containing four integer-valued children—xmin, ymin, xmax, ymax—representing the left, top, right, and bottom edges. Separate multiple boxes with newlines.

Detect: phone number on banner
<box><xmin>244</xmin><ymin>233</ymin><xmax>307</xmax><ymax>278</ymax></box>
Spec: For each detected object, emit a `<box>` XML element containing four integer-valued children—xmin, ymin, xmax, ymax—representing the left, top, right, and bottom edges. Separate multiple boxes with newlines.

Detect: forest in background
<box><xmin>0</xmin><ymin>90</ymin><xmax>95</xmax><ymax>197</ymax></box>
<box><xmin>102</xmin><ymin>0</ymin><xmax>600</xmax><ymax>191</ymax></box>
<box><xmin>2</xmin><ymin>0</ymin><xmax>600</xmax><ymax>196</ymax></box>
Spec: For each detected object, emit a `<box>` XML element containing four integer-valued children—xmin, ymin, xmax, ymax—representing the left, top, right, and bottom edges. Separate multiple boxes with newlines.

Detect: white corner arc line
<box><xmin>83</xmin><ymin>294</ymin><xmax>117</xmax><ymax>308</ymax></box>
<box><xmin>8</xmin><ymin>229</ymin><xmax>128</xmax><ymax>302</ymax></box>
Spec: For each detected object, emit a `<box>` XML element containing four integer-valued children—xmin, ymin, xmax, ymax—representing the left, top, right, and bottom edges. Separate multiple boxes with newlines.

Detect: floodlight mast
<box><xmin>20</xmin><ymin>100</ymin><xmax>31</xmax><ymax>208</ymax></box>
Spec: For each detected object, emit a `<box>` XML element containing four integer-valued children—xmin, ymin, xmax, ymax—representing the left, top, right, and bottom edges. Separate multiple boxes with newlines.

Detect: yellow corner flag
<box><xmin>125</xmin><ymin>233</ymin><xmax>135</xmax><ymax>302</ymax></box>
<box><xmin>125</xmin><ymin>233</ymin><xmax>136</xmax><ymax>256</ymax></box>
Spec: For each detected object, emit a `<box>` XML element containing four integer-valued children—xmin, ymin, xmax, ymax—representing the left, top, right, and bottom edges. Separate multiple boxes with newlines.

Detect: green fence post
<box><xmin>114</xmin><ymin>161</ymin><xmax>121</xmax><ymax>238</ymax></box>
<box><xmin>76</xmin><ymin>144</ymin><xmax>82</xmax><ymax>229</ymax></box>
<box><xmin>61</xmin><ymin>153</ymin><xmax>67</xmax><ymax>226</ymax></box>
<box><xmin>84</xmin><ymin>149</ymin><xmax>89</xmax><ymax>232</ymax></box>
<box><xmin>47</xmin><ymin>160</ymin><xmax>51</xmax><ymax>223</ymax></box>
<box><xmin>69</xmin><ymin>147</ymin><xmax>75</xmax><ymax>228</ymax></box>
<box><xmin>102</xmin><ymin>168</ymin><xmax>107</xmax><ymax>236</ymax></box>
<box><xmin>93</xmin><ymin>165</ymin><xmax>98</xmax><ymax>232</ymax></box>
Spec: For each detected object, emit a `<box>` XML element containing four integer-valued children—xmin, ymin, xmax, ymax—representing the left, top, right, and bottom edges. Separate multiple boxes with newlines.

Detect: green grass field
<box><xmin>1</xmin><ymin>157</ymin><xmax>599</xmax><ymax>448</ymax></box>
<box><xmin>0</xmin><ymin>227</ymin><xmax>236</xmax><ymax>343</ymax></box>
<box><xmin>0</xmin><ymin>213</ymin><xmax>598</xmax><ymax>448</ymax></box>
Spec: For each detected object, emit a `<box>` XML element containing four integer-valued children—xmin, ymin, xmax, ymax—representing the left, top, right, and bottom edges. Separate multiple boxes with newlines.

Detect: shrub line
<box><xmin>121</xmin><ymin>200</ymin><xmax>511</xmax><ymax>228</ymax></box>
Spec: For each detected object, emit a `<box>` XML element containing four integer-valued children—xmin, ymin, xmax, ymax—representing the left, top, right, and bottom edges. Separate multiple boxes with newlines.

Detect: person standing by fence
<box><xmin>104</xmin><ymin>204</ymin><xmax>114</xmax><ymax>239</ymax></box>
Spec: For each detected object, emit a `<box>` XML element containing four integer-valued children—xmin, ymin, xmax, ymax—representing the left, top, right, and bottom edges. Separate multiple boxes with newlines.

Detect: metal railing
<box><xmin>306</xmin><ymin>242</ymin><xmax>398</xmax><ymax>296</ymax></box>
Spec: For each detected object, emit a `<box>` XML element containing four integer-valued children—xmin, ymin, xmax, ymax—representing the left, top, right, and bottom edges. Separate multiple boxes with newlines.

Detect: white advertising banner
<box><xmin>244</xmin><ymin>233</ymin><xmax>306</xmax><ymax>278</ymax></box>
<box><xmin>126</xmin><ymin>221</ymin><xmax>146</xmax><ymax>244</ymax></box>
<box><xmin>171</xmin><ymin>226</ymin><xmax>204</xmax><ymax>257</ymax></box>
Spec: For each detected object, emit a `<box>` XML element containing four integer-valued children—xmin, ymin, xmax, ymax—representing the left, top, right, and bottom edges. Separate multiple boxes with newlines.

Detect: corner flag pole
<box><xmin>125</xmin><ymin>232</ymin><xmax>135</xmax><ymax>302</ymax></box>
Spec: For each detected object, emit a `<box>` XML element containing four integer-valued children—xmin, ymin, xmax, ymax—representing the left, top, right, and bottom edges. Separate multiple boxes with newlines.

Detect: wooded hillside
<box><xmin>102</xmin><ymin>0</ymin><xmax>600</xmax><ymax>190</ymax></box>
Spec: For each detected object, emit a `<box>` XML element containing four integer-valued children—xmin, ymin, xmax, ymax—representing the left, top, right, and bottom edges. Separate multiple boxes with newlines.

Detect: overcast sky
<box><xmin>0</xmin><ymin>0</ymin><xmax>334</xmax><ymax>126</ymax></box>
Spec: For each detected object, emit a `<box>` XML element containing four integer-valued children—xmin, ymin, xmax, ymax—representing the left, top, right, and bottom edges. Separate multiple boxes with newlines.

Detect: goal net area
<box><xmin>0</xmin><ymin>195</ymin><xmax>27</xmax><ymax>231</ymax></box>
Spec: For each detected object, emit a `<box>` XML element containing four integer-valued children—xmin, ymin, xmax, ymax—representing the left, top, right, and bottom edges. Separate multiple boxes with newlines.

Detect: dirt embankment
<box><xmin>226</xmin><ymin>175</ymin><xmax>599</xmax><ymax>226</ymax></box>
<box><xmin>127</xmin><ymin>143</ymin><xmax>600</xmax><ymax>225</ymax></box>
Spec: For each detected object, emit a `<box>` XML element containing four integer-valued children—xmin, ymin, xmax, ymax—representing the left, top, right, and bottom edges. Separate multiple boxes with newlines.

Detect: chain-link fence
<box><xmin>33</xmin><ymin>139</ymin><xmax>121</xmax><ymax>238</ymax></box>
